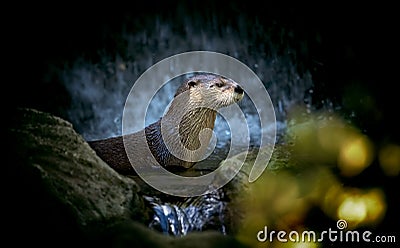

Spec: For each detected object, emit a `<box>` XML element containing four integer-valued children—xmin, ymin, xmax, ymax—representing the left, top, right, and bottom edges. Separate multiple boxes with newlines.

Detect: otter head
<box><xmin>175</xmin><ymin>73</ymin><xmax>244</xmax><ymax>110</ymax></box>
<box><xmin>159</xmin><ymin>73</ymin><xmax>244</xmax><ymax>167</ymax></box>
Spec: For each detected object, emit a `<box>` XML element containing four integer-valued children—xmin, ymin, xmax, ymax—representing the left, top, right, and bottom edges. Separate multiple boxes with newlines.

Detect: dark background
<box><xmin>6</xmin><ymin>0</ymin><xmax>398</xmax><ymax>242</ymax></box>
<box><xmin>8</xmin><ymin>1</ymin><xmax>397</xmax><ymax>143</ymax></box>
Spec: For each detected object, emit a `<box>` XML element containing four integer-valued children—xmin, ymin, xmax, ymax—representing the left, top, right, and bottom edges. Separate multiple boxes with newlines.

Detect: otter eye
<box><xmin>215</xmin><ymin>82</ymin><xmax>224</xmax><ymax>88</ymax></box>
<box><xmin>188</xmin><ymin>80</ymin><xmax>198</xmax><ymax>88</ymax></box>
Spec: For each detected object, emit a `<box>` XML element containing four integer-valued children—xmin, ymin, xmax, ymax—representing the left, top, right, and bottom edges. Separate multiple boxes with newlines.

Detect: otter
<box><xmin>88</xmin><ymin>73</ymin><xmax>244</xmax><ymax>174</ymax></box>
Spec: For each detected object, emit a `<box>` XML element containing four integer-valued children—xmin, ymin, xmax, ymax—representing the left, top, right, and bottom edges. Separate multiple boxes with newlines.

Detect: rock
<box><xmin>5</xmin><ymin>108</ymin><xmax>247</xmax><ymax>248</ymax></box>
<box><xmin>6</xmin><ymin>108</ymin><xmax>149</xmax><ymax>245</ymax></box>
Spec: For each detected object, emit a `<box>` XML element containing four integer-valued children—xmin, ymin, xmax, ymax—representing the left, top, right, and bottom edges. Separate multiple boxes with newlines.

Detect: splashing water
<box><xmin>144</xmin><ymin>189</ymin><xmax>227</xmax><ymax>236</ymax></box>
<box><xmin>61</xmin><ymin>20</ymin><xmax>313</xmax><ymax>143</ymax></box>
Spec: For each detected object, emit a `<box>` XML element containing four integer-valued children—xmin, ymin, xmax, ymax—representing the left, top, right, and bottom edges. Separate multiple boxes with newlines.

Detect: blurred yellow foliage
<box><xmin>235</xmin><ymin>110</ymin><xmax>387</xmax><ymax>247</ymax></box>
<box><xmin>287</xmin><ymin>110</ymin><xmax>374</xmax><ymax>176</ymax></box>
<box><xmin>338</xmin><ymin>135</ymin><xmax>374</xmax><ymax>177</ymax></box>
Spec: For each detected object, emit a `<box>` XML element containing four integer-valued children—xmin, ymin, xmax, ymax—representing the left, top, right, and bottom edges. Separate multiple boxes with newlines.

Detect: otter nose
<box><xmin>234</xmin><ymin>85</ymin><xmax>244</xmax><ymax>94</ymax></box>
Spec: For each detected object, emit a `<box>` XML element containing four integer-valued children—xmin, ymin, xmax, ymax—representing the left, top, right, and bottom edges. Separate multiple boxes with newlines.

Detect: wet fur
<box><xmin>88</xmin><ymin>73</ymin><xmax>243</xmax><ymax>174</ymax></box>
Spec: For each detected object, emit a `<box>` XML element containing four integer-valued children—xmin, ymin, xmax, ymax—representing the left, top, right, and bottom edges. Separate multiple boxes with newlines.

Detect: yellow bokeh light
<box><xmin>363</xmin><ymin>189</ymin><xmax>386</xmax><ymax>224</ymax></box>
<box><xmin>337</xmin><ymin>189</ymin><xmax>386</xmax><ymax>228</ymax></box>
<box><xmin>337</xmin><ymin>195</ymin><xmax>367</xmax><ymax>225</ymax></box>
<box><xmin>338</xmin><ymin>135</ymin><xmax>374</xmax><ymax>177</ymax></box>
<box><xmin>379</xmin><ymin>144</ymin><xmax>400</xmax><ymax>176</ymax></box>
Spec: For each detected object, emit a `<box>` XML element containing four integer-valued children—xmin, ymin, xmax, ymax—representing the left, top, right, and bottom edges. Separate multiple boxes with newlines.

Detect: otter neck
<box><xmin>144</xmin><ymin>95</ymin><xmax>218</xmax><ymax>167</ymax></box>
<box><xmin>162</xmin><ymin>99</ymin><xmax>217</xmax><ymax>151</ymax></box>
<box><xmin>177</xmin><ymin>107</ymin><xmax>217</xmax><ymax>150</ymax></box>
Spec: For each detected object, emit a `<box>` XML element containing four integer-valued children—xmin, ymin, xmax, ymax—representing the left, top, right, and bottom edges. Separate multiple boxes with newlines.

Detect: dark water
<box><xmin>10</xmin><ymin>1</ymin><xmax>397</xmax><ymax>238</ymax></box>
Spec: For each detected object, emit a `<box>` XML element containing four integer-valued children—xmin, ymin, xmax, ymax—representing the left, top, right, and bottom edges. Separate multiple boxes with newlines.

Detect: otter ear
<box><xmin>188</xmin><ymin>80</ymin><xmax>199</xmax><ymax>88</ymax></box>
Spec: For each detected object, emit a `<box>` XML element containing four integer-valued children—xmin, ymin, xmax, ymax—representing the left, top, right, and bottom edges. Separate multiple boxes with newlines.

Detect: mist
<box><xmin>60</xmin><ymin>16</ymin><xmax>313</xmax><ymax>144</ymax></box>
